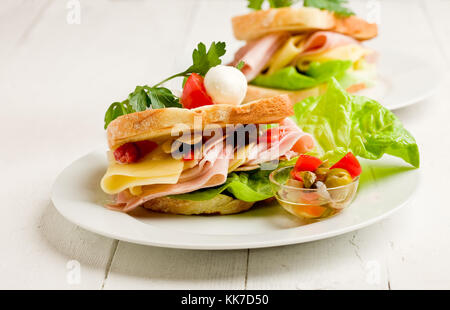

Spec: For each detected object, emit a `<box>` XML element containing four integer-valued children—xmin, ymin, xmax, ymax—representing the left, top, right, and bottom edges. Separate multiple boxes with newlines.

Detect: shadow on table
<box><xmin>40</xmin><ymin>201</ymin><xmax>404</xmax><ymax>288</ymax></box>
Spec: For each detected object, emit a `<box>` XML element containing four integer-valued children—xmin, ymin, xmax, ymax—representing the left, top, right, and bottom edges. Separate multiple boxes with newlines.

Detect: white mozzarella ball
<box><xmin>204</xmin><ymin>65</ymin><xmax>247</xmax><ymax>105</ymax></box>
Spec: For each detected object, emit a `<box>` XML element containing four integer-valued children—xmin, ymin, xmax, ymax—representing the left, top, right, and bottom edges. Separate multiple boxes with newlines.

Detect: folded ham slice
<box><xmin>292</xmin><ymin>31</ymin><xmax>359</xmax><ymax>65</ymax></box>
<box><xmin>230</xmin><ymin>32</ymin><xmax>289</xmax><ymax>81</ymax></box>
<box><xmin>280</xmin><ymin>118</ymin><xmax>315</xmax><ymax>154</ymax></box>
<box><xmin>247</xmin><ymin>118</ymin><xmax>314</xmax><ymax>165</ymax></box>
<box><xmin>107</xmin><ymin>119</ymin><xmax>314</xmax><ymax>212</ymax></box>
<box><xmin>231</xmin><ymin>31</ymin><xmax>358</xmax><ymax>81</ymax></box>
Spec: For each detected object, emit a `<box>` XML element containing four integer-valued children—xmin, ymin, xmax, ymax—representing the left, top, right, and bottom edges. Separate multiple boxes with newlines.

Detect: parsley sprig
<box><xmin>248</xmin><ymin>0</ymin><xmax>298</xmax><ymax>9</ymax></box>
<box><xmin>104</xmin><ymin>42</ymin><xmax>226</xmax><ymax>129</ymax></box>
<box><xmin>247</xmin><ymin>0</ymin><xmax>354</xmax><ymax>17</ymax></box>
<box><xmin>304</xmin><ymin>0</ymin><xmax>354</xmax><ymax>16</ymax></box>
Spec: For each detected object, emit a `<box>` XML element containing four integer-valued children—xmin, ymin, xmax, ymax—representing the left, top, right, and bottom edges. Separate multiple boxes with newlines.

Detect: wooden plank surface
<box><xmin>1</xmin><ymin>0</ymin><xmax>449</xmax><ymax>289</ymax></box>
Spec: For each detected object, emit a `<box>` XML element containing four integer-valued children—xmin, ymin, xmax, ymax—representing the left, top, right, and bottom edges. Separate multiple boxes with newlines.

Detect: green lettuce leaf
<box><xmin>171</xmin><ymin>158</ymin><xmax>297</xmax><ymax>202</ymax></box>
<box><xmin>294</xmin><ymin>78</ymin><xmax>420</xmax><ymax>167</ymax></box>
<box><xmin>335</xmin><ymin>59</ymin><xmax>377</xmax><ymax>90</ymax></box>
<box><xmin>250</xmin><ymin>60</ymin><xmax>352</xmax><ymax>90</ymax></box>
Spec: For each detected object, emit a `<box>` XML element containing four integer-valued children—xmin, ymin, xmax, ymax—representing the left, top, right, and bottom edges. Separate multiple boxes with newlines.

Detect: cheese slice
<box><xmin>296</xmin><ymin>44</ymin><xmax>372</xmax><ymax>70</ymax></box>
<box><xmin>100</xmin><ymin>151</ymin><xmax>184</xmax><ymax>195</ymax></box>
<box><xmin>228</xmin><ymin>143</ymin><xmax>255</xmax><ymax>173</ymax></box>
<box><xmin>266</xmin><ymin>35</ymin><xmax>307</xmax><ymax>75</ymax></box>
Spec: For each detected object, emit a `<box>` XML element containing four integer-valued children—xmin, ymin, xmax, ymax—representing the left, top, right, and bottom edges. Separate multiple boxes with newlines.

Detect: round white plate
<box><xmin>357</xmin><ymin>50</ymin><xmax>444</xmax><ymax>110</ymax></box>
<box><xmin>51</xmin><ymin>148</ymin><xmax>419</xmax><ymax>250</ymax></box>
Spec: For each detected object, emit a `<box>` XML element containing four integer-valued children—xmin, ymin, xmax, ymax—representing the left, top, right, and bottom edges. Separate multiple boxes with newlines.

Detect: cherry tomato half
<box><xmin>114</xmin><ymin>143</ymin><xmax>139</xmax><ymax>164</ymax></box>
<box><xmin>330</xmin><ymin>152</ymin><xmax>362</xmax><ymax>178</ymax></box>
<box><xmin>181</xmin><ymin>73</ymin><xmax>214</xmax><ymax>109</ymax></box>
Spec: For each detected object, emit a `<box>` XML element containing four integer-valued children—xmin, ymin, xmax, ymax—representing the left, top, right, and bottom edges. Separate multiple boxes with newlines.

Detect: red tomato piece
<box><xmin>114</xmin><ymin>143</ymin><xmax>139</xmax><ymax>164</ymax></box>
<box><xmin>181</xmin><ymin>73</ymin><xmax>214</xmax><ymax>109</ymax></box>
<box><xmin>331</xmin><ymin>152</ymin><xmax>362</xmax><ymax>178</ymax></box>
<box><xmin>294</xmin><ymin>154</ymin><xmax>322</xmax><ymax>173</ymax></box>
<box><xmin>182</xmin><ymin>149</ymin><xmax>195</xmax><ymax>161</ymax></box>
<box><xmin>291</xmin><ymin>169</ymin><xmax>304</xmax><ymax>182</ymax></box>
<box><xmin>258</xmin><ymin>127</ymin><xmax>288</xmax><ymax>147</ymax></box>
<box><xmin>113</xmin><ymin>140</ymin><xmax>158</xmax><ymax>164</ymax></box>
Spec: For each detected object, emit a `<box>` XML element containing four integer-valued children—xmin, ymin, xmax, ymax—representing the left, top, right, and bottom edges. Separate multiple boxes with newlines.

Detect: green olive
<box><xmin>315</xmin><ymin>167</ymin><xmax>329</xmax><ymax>182</ymax></box>
<box><xmin>325</xmin><ymin>168</ymin><xmax>353</xmax><ymax>188</ymax></box>
<box><xmin>319</xmin><ymin>160</ymin><xmax>331</xmax><ymax>169</ymax></box>
<box><xmin>299</xmin><ymin>171</ymin><xmax>316</xmax><ymax>188</ymax></box>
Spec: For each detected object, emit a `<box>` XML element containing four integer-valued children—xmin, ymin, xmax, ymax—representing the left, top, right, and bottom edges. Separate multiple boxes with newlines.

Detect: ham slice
<box><xmin>178</xmin><ymin>141</ymin><xmax>223</xmax><ymax>182</ymax></box>
<box><xmin>230</xmin><ymin>32</ymin><xmax>289</xmax><ymax>81</ymax></box>
<box><xmin>279</xmin><ymin>118</ymin><xmax>315</xmax><ymax>154</ymax></box>
<box><xmin>291</xmin><ymin>31</ymin><xmax>359</xmax><ymax>65</ymax></box>
<box><xmin>107</xmin><ymin>120</ymin><xmax>314</xmax><ymax>212</ymax></box>
<box><xmin>230</xmin><ymin>31</ymin><xmax>358</xmax><ymax>81</ymax></box>
<box><xmin>247</xmin><ymin>118</ymin><xmax>314</xmax><ymax>165</ymax></box>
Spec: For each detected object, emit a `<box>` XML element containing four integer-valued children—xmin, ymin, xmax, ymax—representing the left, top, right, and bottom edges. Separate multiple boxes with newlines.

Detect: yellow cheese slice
<box><xmin>296</xmin><ymin>44</ymin><xmax>372</xmax><ymax>70</ymax></box>
<box><xmin>100</xmin><ymin>151</ymin><xmax>184</xmax><ymax>195</ymax></box>
<box><xmin>228</xmin><ymin>144</ymin><xmax>255</xmax><ymax>173</ymax></box>
<box><xmin>267</xmin><ymin>35</ymin><xmax>307</xmax><ymax>75</ymax></box>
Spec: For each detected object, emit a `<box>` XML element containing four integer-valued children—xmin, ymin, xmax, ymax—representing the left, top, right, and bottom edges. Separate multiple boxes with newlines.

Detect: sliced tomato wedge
<box><xmin>331</xmin><ymin>152</ymin><xmax>362</xmax><ymax>178</ymax></box>
<box><xmin>294</xmin><ymin>154</ymin><xmax>322</xmax><ymax>173</ymax></box>
<box><xmin>182</xmin><ymin>149</ymin><xmax>195</xmax><ymax>161</ymax></box>
<box><xmin>135</xmin><ymin>140</ymin><xmax>158</xmax><ymax>158</ymax></box>
<box><xmin>291</xmin><ymin>169</ymin><xmax>304</xmax><ymax>182</ymax></box>
<box><xmin>181</xmin><ymin>73</ymin><xmax>214</xmax><ymax>109</ymax></box>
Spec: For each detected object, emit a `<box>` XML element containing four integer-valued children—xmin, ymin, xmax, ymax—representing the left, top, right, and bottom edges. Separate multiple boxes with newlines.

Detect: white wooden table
<box><xmin>1</xmin><ymin>0</ymin><xmax>449</xmax><ymax>290</ymax></box>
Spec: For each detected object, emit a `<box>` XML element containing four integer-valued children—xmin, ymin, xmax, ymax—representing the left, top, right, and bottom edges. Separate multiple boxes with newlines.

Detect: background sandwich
<box><xmin>230</xmin><ymin>1</ymin><xmax>378</xmax><ymax>103</ymax></box>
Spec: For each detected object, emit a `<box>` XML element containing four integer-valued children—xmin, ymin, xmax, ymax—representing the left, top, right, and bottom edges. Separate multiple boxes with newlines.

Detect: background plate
<box><xmin>358</xmin><ymin>50</ymin><xmax>444</xmax><ymax>110</ymax></box>
<box><xmin>51</xmin><ymin>149</ymin><xmax>419</xmax><ymax>250</ymax></box>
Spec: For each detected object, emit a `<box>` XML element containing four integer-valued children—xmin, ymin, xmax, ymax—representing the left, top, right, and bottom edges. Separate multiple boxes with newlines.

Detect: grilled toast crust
<box><xmin>106</xmin><ymin>95</ymin><xmax>293</xmax><ymax>149</ymax></box>
<box><xmin>232</xmin><ymin>7</ymin><xmax>378</xmax><ymax>41</ymax></box>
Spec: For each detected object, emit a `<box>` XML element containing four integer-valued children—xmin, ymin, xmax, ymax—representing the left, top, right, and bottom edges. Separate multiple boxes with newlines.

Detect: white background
<box><xmin>1</xmin><ymin>0</ymin><xmax>449</xmax><ymax>289</ymax></box>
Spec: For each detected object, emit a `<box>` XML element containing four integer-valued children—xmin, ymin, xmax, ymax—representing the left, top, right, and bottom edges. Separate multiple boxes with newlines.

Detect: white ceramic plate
<box><xmin>357</xmin><ymin>50</ymin><xmax>444</xmax><ymax>110</ymax></box>
<box><xmin>51</xmin><ymin>148</ymin><xmax>419</xmax><ymax>250</ymax></box>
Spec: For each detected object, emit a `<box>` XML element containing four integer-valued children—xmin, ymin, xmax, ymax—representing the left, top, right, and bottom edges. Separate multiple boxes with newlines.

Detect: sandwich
<box><xmin>101</xmin><ymin>41</ymin><xmax>315</xmax><ymax>214</ymax></box>
<box><xmin>102</xmin><ymin>96</ymin><xmax>315</xmax><ymax>214</ymax></box>
<box><xmin>230</xmin><ymin>1</ymin><xmax>378</xmax><ymax>103</ymax></box>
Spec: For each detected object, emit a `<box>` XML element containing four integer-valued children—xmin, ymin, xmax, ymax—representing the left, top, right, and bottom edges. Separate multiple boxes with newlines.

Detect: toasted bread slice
<box><xmin>243</xmin><ymin>83</ymin><xmax>367</xmax><ymax>104</ymax></box>
<box><xmin>232</xmin><ymin>7</ymin><xmax>377</xmax><ymax>41</ymax></box>
<box><xmin>107</xmin><ymin>95</ymin><xmax>293</xmax><ymax>149</ymax></box>
<box><xmin>143</xmin><ymin>195</ymin><xmax>254</xmax><ymax>215</ymax></box>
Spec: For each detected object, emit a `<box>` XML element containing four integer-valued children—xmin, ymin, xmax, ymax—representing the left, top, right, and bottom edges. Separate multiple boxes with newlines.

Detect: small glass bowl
<box><xmin>269</xmin><ymin>166</ymin><xmax>359</xmax><ymax>221</ymax></box>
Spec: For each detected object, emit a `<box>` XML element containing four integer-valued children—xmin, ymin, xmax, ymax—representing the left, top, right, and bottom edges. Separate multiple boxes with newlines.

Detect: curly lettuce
<box><xmin>172</xmin><ymin>158</ymin><xmax>297</xmax><ymax>202</ymax></box>
<box><xmin>250</xmin><ymin>60</ymin><xmax>352</xmax><ymax>90</ymax></box>
<box><xmin>294</xmin><ymin>78</ymin><xmax>420</xmax><ymax>167</ymax></box>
